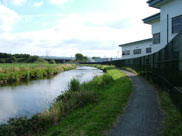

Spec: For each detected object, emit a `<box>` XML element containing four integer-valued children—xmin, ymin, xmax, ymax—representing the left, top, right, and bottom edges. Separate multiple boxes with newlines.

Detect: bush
<box><xmin>68</xmin><ymin>79</ymin><xmax>81</xmax><ymax>92</ymax></box>
<box><xmin>49</xmin><ymin>59</ymin><xmax>56</xmax><ymax>64</ymax></box>
<box><xmin>94</xmin><ymin>74</ymin><xmax>114</xmax><ymax>88</ymax></box>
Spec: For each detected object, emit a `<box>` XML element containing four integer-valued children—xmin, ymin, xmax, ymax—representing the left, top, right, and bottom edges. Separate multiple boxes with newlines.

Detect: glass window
<box><xmin>146</xmin><ymin>48</ymin><xmax>152</xmax><ymax>53</ymax></box>
<box><xmin>122</xmin><ymin>50</ymin><xmax>130</xmax><ymax>55</ymax></box>
<box><xmin>133</xmin><ymin>49</ymin><xmax>141</xmax><ymax>54</ymax></box>
<box><xmin>153</xmin><ymin>33</ymin><xmax>160</xmax><ymax>44</ymax></box>
<box><xmin>172</xmin><ymin>15</ymin><xmax>182</xmax><ymax>34</ymax></box>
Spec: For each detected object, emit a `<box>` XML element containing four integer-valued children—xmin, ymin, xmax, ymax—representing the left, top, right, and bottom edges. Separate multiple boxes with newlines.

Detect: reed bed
<box><xmin>0</xmin><ymin>64</ymin><xmax>76</xmax><ymax>85</ymax></box>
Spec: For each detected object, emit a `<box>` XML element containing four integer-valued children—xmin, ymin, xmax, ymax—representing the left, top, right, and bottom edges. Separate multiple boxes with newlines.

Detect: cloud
<box><xmin>33</xmin><ymin>2</ymin><xmax>43</xmax><ymax>7</ymax></box>
<box><xmin>49</xmin><ymin>0</ymin><xmax>69</xmax><ymax>5</ymax></box>
<box><xmin>0</xmin><ymin>4</ymin><xmax>19</xmax><ymax>32</ymax></box>
<box><xmin>0</xmin><ymin>0</ymin><xmax>159</xmax><ymax>57</ymax></box>
<box><xmin>1</xmin><ymin>0</ymin><xmax>27</xmax><ymax>6</ymax></box>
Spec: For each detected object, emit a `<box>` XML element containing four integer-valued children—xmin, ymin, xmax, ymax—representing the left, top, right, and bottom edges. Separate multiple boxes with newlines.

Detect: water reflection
<box><xmin>0</xmin><ymin>66</ymin><xmax>103</xmax><ymax>123</ymax></box>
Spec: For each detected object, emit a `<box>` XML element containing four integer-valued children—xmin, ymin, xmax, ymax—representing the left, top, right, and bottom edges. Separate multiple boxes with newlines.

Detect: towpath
<box><xmin>109</xmin><ymin>69</ymin><xmax>163</xmax><ymax>136</ymax></box>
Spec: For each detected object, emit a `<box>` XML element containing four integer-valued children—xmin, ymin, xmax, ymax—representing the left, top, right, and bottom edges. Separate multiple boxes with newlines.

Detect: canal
<box><xmin>0</xmin><ymin>66</ymin><xmax>103</xmax><ymax>123</ymax></box>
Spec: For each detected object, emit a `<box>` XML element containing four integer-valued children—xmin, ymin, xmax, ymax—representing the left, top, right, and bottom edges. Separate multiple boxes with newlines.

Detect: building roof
<box><xmin>143</xmin><ymin>13</ymin><xmax>160</xmax><ymax>24</ymax></box>
<box><xmin>119</xmin><ymin>38</ymin><xmax>152</xmax><ymax>47</ymax></box>
<box><xmin>147</xmin><ymin>0</ymin><xmax>170</xmax><ymax>8</ymax></box>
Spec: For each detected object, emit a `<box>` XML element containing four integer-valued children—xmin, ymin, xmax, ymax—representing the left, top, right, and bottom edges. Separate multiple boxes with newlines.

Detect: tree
<box><xmin>75</xmin><ymin>53</ymin><xmax>84</xmax><ymax>61</ymax></box>
<box><xmin>92</xmin><ymin>56</ymin><xmax>101</xmax><ymax>59</ymax></box>
<box><xmin>49</xmin><ymin>59</ymin><xmax>56</xmax><ymax>64</ymax></box>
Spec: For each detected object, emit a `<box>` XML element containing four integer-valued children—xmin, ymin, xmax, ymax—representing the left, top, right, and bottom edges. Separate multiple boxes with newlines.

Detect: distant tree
<box><xmin>92</xmin><ymin>56</ymin><xmax>101</xmax><ymax>59</ymax></box>
<box><xmin>84</xmin><ymin>56</ymin><xmax>88</xmax><ymax>61</ymax></box>
<box><xmin>0</xmin><ymin>58</ymin><xmax>5</xmax><ymax>63</ymax></box>
<box><xmin>49</xmin><ymin>59</ymin><xmax>56</xmax><ymax>64</ymax></box>
<box><xmin>75</xmin><ymin>53</ymin><xmax>84</xmax><ymax>61</ymax></box>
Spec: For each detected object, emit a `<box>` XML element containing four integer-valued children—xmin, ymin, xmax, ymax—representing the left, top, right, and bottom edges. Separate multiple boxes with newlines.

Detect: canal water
<box><xmin>0</xmin><ymin>66</ymin><xmax>103</xmax><ymax>124</ymax></box>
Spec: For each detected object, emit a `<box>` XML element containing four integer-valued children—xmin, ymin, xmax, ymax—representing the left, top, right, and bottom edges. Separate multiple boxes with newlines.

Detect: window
<box><xmin>153</xmin><ymin>33</ymin><xmax>160</xmax><ymax>44</ymax></box>
<box><xmin>122</xmin><ymin>50</ymin><xmax>130</xmax><ymax>55</ymax></box>
<box><xmin>172</xmin><ymin>15</ymin><xmax>182</xmax><ymax>34</ymax></box>
<box><xmin>146</xmin><ymin>48</ymin><xmax>152</xmax><ymax>53</ymax></box>
<box><xmin>133</xmin><ymin>49</ymin><xmax>141</xmax><ymax>54</ymax></box>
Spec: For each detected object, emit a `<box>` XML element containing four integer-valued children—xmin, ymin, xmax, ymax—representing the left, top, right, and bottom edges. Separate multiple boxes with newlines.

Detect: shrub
<box><xmin>68</xmin><ymin>79</ymin><xmax>81</xmax><ymax>92</ymax></box>
<box><xmin>49</xmin><ymin>59</ymin><xmax>56</xmax><ymax>64</ymax></box>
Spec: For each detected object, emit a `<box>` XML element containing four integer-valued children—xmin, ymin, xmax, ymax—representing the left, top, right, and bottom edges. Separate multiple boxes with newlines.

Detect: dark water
<box><xmin>0</xmin><ymin>66</ymin><xmax>103</xmax><ymax>123</ymax></box>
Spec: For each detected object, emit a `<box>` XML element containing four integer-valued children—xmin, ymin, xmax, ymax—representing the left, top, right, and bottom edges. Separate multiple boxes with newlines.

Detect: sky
<box><xmin>0</xmin><ymin>0</ymin><xmax>159</xmax><ymax>58</ymax></box>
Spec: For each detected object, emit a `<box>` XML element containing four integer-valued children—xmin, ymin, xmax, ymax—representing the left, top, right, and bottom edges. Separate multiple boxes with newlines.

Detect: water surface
<box><xmin>0</xmin><ymin>66</ymin><xmax>103</xmax><ymax>123</ymax></box>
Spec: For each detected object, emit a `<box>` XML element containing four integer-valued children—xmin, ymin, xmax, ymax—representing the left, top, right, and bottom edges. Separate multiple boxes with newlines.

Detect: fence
<box><xmin>102</xmin><ymin>32</ymin><xmax>182</xmax><ymax>114</ymax></box>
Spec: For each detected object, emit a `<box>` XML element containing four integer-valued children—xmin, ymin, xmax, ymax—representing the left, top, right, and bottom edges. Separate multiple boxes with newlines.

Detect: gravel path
<box><xmin>109</xmin><ymin>69</ymin><xmax>163</xmax><ymax>136</ymax></box>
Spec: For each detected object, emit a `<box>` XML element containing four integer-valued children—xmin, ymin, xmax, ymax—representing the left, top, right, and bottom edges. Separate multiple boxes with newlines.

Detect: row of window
<box><xmin>122</xmin><ymin>47</ymin><xmax>152</xmax><ymax>56</ymax></box>
<box><xmin>152</xmin><ymin>15</ymin><xmax>182</xmax><ymax>45</ymax></box>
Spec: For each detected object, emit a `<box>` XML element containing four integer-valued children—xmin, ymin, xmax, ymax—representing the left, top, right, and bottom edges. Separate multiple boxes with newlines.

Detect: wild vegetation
<box><xmin>0</xmin><ymin>64</ymin><xmax>76</xmax><ymax>85</ymax></box>
<box><xmin>158</xmin><ymin>90</ymin><xmax>182</xmax><ymax>136</ymax></box>
<box><xmin>0</xmin><ymin>65</ymin><xmax>132</xmax><ymax>136</ymax></box>
<box><xmin>0</xmin><ymin>52</ymin><xmax>47</xmax><ymax>63</ymax></box>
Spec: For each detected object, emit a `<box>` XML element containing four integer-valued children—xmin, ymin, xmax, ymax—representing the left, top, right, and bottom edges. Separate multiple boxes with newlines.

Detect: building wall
<box><xmin>160</xmin><ymin>0</ymin><xmax>182</xmax><ymax>47</ymax></box>
<box><xmin>152</xmin><ymin>21</ymin><xmax>160</xmax><ymax>35</ymax></box>
<box><xmin>151</xmin><ymin>21</ymin><xmax>162</xmax><ymax>52</ymax></box>
<box><xmin>121</xmin><ymin>40</ymin><xmax>152</xmax><ymax>59</ymax></box>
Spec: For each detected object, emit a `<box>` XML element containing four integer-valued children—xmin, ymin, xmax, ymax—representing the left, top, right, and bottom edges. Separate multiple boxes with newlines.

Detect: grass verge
<box><xmin>158</xmin><ymin>90</ymin><xmax>182</xmax><ymax>136</ymax></box>
<box><xmin>45</xmin><ymin>65</ymin><xmax>132</xmax><ymax>136</ymax></box>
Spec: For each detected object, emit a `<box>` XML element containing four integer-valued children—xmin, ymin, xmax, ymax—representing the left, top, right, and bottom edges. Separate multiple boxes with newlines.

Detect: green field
<box><xmin>0</xmin><ymin>63</ymin><xmax>76</xmax><ymax>85</ymax></box>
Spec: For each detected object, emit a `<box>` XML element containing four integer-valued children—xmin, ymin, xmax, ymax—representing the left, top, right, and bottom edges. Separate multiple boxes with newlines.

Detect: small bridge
<box><xmin>40</xmin><ymin>56</ymin><xmax>74</xmax><ymax>63</ymax></box>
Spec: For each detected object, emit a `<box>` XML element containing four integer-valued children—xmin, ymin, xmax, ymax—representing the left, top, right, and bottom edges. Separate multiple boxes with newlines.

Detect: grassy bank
<box><xmin>0</xmin><ymin>64</ymin><xmax>76</xmax><ymax>85</ymax></box>
<box><xmin>0</xmin><ymin>65</ymin><xmax>132</xmax><ymax>136</ymax></box>
<box><xmin>158</xmin><ymin>91</ymin><xmax>182</xmax><ymax>136</ymax></box>
<box><xmin>45</xmin><ymin>66</ymin><xmax>132</xmax><ymax>136</ymax></box>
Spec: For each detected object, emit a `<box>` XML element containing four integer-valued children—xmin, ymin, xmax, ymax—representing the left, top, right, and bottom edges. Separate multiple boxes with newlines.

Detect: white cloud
<box><xmin>0</xmin><ymin>0</ymin><xmax>159</xmax><ymax>57</ymax></box>
<box><xmin>0</xmin><ymin>4</ymin><xmax>19</xmax><ymax>32</ymax></box>
<box><xmin>49</xmin><ymin>0</ymin><xmax>69</xmax><ymax>5</ymax></box>
<box><xmin>33</xmin><ymin>2</ymin><xmax>43</xmax><ymax>7</ymax></box>
<box><xmin>1</xmin><ymin>0</ymin><xmax>27</xmax><ymax>6</ymax></box>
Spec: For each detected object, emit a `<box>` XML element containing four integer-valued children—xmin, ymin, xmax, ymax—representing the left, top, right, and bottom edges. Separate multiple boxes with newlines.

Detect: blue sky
<box><xmin>0</xmin><ymin>0</ymin><xmax>159</xmax><ymax>57</ymax></box>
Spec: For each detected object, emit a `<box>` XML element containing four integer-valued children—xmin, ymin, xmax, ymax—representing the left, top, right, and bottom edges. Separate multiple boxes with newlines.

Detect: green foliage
<box><xmin>75</xmin><ymin>53</ymin><xmax>88</xmax><ymax>62</ymax></box>
<box><xmin>75</xmin><ymin>53</ymin><xmax>84</xmax><ymax>61</ymax></box>
<box><xmin>49</xmin><ymin>59</ymin><xmax>56</xmax><ymax>64</ymax></box>
<box><xmin>0</xmin><ymin>52</ymin><xmax>47</xmax><ymax>63</ymax></box>
<box><xmin>68</xmin><ymin>78</ymin><xmax>81</xmax><ymax>92</ymax></box>
<box><xmin>158</xmin><ymin>91</ymin><xmax>182</xmax><ymax>136</ymax></box>
<box><xmin>0</xmin><ymin>64</ymin><xmax>76</xmax><ymax>85</ymax></box>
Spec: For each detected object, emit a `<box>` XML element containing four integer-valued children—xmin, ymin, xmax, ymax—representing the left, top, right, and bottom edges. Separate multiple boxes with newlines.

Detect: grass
<box><xmin>158</xmin><ymin>90</ymin><xmax>182</xmax><ymax>136</ymax></box>
<box><xmin>0</xmin><ymin>65</ymin><xmax>132</xmax><ymax>136</ymax></box>
<box><xmin>0</xmin><ymin>64</ymin><xmax>76</xmax><ymax>85</ymax></box>
<box><xmin>45</xmin><ymin>65</ymin><xmax>132</xmax><ymax>136</ymax></box>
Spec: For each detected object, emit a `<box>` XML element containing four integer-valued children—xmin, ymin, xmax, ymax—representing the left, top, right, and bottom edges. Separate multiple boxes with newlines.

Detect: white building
<box><xmin>119</xmin><ymin>0</ymin><xmax>182</xmax><ymax>60</ymax></box>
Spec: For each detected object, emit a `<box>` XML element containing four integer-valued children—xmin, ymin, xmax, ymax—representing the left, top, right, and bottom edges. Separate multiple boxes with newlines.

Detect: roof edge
<box><xmin>147</xmin><ymin>0</ymin><xmax>168</xmax><ymax>8</ymax></box>
<box><xmin>143</xmin><ymin>12</ymin><xmax>160</xmax><ymax>24</ymax></box>
<box><xmin>119</xmin><ymin>38</ymin><xmax>152</xmax><ymax>47</ymax></box>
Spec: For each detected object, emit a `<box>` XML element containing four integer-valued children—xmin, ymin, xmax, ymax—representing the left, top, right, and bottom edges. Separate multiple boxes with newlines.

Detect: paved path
<box><xmin>109</xmin><ymin>69</ymin><xmax>163</xmax><ymax>136</ymax></box>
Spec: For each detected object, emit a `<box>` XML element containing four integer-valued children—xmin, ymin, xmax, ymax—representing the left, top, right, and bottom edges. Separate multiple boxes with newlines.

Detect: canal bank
<box><xmin>0</xmin><ymin>65</ymin><xmax>132</xmax><ymax>136</ymax></box>
<box><xmin>0</xmin><ymin>66</ymin><xmax>103</xmax><ymax>124</ymax></box>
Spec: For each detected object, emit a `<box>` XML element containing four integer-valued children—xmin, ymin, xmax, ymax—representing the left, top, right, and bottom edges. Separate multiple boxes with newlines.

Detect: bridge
<box><xmin>40</xmin><ymin>56</ymin><xmax>75</xmax><ymax>63</ymax></box>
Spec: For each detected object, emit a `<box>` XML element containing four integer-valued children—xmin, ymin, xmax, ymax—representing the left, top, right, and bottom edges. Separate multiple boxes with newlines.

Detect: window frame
<box><xmin>153</xmin><ymin>33</ymin><xmax>160</xmax><ymax>44</ymax></box>
<box><xmin>146</xmin><ymin>47</ymin><xmax>152</xmax><ymax>54</ymax></box>
<box><xmin>133</xmin><ymin>49</ymin><xmax>142</xmax><ymax>55</ymax></box>
<box><xmin>122</xmin><ymin>50</ymin><xmax>130</xmax><ymax>56</ymax></box>
<box><xmin>172</xmin><ymin>15</ymin><xmax>182</xmax><ymax>34</ymax></box>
